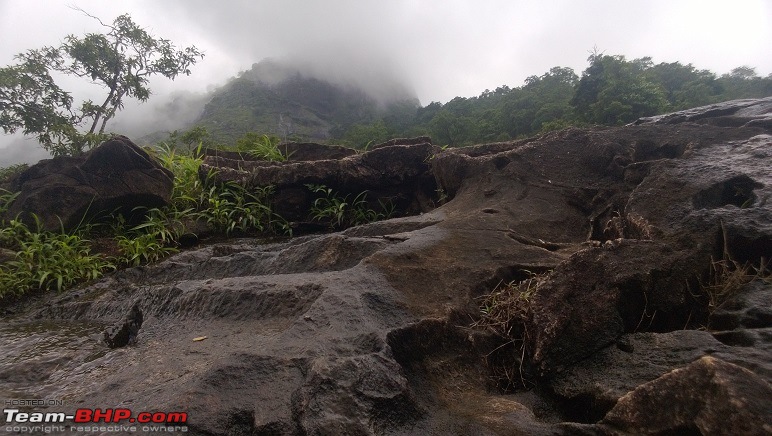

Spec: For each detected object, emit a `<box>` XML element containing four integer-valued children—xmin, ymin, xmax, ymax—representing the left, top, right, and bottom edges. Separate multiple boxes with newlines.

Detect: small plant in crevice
<box><xmin>306</xmin><ymin>184</ymin><xmax>395</xmax><ymax>230</ymax></box>
<box><xmin>473</xmin><ymin>271</ymin><xmax>547</xmax><ymax>392</ymax></box>
<box><xmin>602</xmin><ymin>211</ymin><xmax>652</xmax><ymax>241</ymax></box>
<box><xmin>434</xmin><ymin>188</ymin><xmax>449</xmax><ymax>206</ymax></box>
<box><xmin>695</xmin><ymin>225</ymin><xmax>770</xmax><ymax>327</ymax></box>
<box><xmin>701</xmin><ymin>256</ymin><xmax>769</xmax><ymax>317</ymax></box>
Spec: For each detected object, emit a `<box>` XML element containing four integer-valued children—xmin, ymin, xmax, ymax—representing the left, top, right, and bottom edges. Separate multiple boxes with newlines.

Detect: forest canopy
<box><xmin>337</xmin><ymin>52</ymin><xmax>772</xmax><ymax>148</ymax></box>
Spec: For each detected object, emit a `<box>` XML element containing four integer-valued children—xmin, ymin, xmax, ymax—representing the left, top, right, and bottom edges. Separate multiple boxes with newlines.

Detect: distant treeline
<box><xmin>339</xmin><ymin>53</ymin><xmax>772</xmax><ymax>148</ymax></box>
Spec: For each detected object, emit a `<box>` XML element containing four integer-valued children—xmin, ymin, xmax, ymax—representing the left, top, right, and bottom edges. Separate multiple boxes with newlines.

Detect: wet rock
<box><xmin>525</xmin><ymin>240</ymin><xmax>705</xmax><ymax>376</ymax></box>
<box><xmin>599</xmin><ymin>356</ymin><xmax>772</xmax><ymax>435</ymax></box>
<box><xmin>103</xmin><ymin>303</ymin><xmax>143</xmax><ymax>348</ymax></box>
<box><xmin>3</xmin><ymin>99</ymin><xmax>771</xmax><ymax>434</ymax></box>
<box><xmin>548</xmin><ymin>329</ymin><xmax>772</xmax><ymax>423</ymax></box>
<box><xmin>201</xmin><ymin>140</ymin><xmax>438</xmax><ymax>222</ymax></box>
<box><xmin>5</xmin><ymin>136</ymin><xmax>173</xmax><ymax>232</ymax></box>
<box><xmin>709</xmin><ymin>280</ymin><xmax>772</xmax><ymax>331</ymax></box>
<box><xmin>632</xmin><ymin>96</ymin><xmax>772</xmax><ymax>128</ymax></box>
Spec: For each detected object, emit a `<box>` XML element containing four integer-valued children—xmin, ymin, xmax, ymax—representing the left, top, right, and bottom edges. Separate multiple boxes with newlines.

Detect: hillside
<box><xmin>194</xmin><ymin>59</ymin><xmax>420</xmax><ymax>145</ymax></box>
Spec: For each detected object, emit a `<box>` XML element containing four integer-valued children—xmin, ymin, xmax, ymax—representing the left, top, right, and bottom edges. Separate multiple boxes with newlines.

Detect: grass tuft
<box><xmin>472</xmin><ymin>271</ymin><xmax>548</xmax><ymax>391</ymax></box>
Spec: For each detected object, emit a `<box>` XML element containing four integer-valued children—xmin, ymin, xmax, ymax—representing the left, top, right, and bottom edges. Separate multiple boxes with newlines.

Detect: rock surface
<box><xmin>4</xmin><ymin>136</ymin><xmax>174</xmax><ymax>232</ymax></box>
<box><xmin>599</xmin><ymin>356</ymin><xmax>772</xmax><ymax>435</ymax></box>
<box><xmin>103</xmin><ymin>303</ymin><xmax>144</xmax><ymax>348</ymax></box>
<box><xmin>1</xmin><ymin>99</ymin><xmax>770</xmax><ymax>434</ymax></box>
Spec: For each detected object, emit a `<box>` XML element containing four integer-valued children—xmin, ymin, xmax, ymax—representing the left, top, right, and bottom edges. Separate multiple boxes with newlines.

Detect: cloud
<box><xmin>0</xmin><ymin>136</ymin><xmax>52</xmax><ymax>167</ymax></box>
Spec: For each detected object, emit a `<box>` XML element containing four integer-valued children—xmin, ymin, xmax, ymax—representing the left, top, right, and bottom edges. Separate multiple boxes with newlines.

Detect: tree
<box><xmin>0</xmin><ymin>10</ymin><xmax>204</xmax><ymax>156</ymax></box>
<box><xmin>572</xmin><ymin>54</ymin><xmax>666</xmax><ymax>124</ymax></box>
<box><xmin>718</xmin><ymin>66</ymin><xmax>772</xmax><ymax>100</ymax></box>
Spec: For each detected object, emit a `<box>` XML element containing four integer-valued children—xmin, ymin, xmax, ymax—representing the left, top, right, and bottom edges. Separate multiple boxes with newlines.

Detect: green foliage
<box><xmin>0</xmin><ymin>163</ymin><xmax>28</xmax><ymax>185</ymax></box>
<box><xmin>115</xmin><ymin>233</ymin><xmax>177</xmax><ymax>267</ymax></box>
<box><xmin>306</xmin><ymin>184</ymin><xmax>394</xmax><ymax>229</ymax></box>
<box><xmin>0</xmin><ymin>189</ymin><xmax>19</xmax><ymax>217</ymax></box>
<box><xmin>572</xmin><ymin>54</ymin><xmax>667</xmax><ymax>124</ymax></box>
<box><xmin>0</xmin><ymin>218</ymin><xmax>114</xmax><ymax>298</ymax></box>
<box><xmin>153</xmin><ymin>140</ymin><xmax>208</xmax><ymax>211</ymax></box>
<box><xmin>235</xmin><ymin>132</ymin><xmax>288</xmax><ymax>161</ymax></box>
<box><xmin>334</xmin><ymin>51</ymin><xmax>771</xmax><ymax>145</ymax></box>
<box><xmin>341</xmin><ymin>120</ymin><xmax>390</xmax><ymax>149</ymax></box>
<box><xmin>164</xmin><ymin>125</ymin><xmax>214</xmax><ymax>153</ymax></box>
<box><xmin>0</xmin><ymin>48</ymin><xmax>75</xmax><ymax>151</ymax></box>
<box><xmin>197</xmin><ymin>183</ymin><xmax>278</xmax><ymax>236</ymax></box>
<box><xmin>153</xmin><ymin>137</ymin><xmax>290</xmax><ymax>237</ymax></box>
<box><xmin>0</xmin><ymin>10</ymin><xmax>203</xmax><ymax>156</ymax></box>
<box><xmin>0</xmin><ymin>133</ymin><xmax>299</xmax><ymax>303</ymax></box>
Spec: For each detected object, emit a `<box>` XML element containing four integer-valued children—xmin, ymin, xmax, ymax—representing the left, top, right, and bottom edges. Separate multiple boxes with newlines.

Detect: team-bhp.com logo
<box><xmin>4</xmin><ymin>407</ymin><xmax>189</xmax><ymax>433</ymax></box>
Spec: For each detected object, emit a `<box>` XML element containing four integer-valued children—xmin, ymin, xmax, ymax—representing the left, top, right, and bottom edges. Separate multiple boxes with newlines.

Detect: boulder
<box><xmin>525</xmin><ymin>240</ymin><xmax>706</xmax><ymax>376</ymax></box>
<box><xmin>548</xmin><ymin>328</ymin><xmax>772</xmax><ymax>423</ymax></box>
<box><xmin>5</xmin><ymin>136</ymin><xmax>174</xmax><ymax>232</ymax></box>
<box><xmin>600</xmin><ymin>356</ymin><xmax>772</xmax><ymax>435</ymax></box>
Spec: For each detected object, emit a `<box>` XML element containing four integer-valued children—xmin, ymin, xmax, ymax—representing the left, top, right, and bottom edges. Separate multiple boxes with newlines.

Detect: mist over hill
<box><xmin>192</xmin><ymin>59</ymin><xmax>420</xmax><ymax>144</ymax></box>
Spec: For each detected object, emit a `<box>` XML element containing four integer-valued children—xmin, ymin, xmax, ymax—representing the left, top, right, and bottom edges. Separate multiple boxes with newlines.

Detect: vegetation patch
<box><xmin>306</xmin><ymin>184</ymin><xmax>395</xmax><ymax>230</ymax></box>
<box><xmin>0</xmin><ymin>164</ymin><xmax>28</xmax><ymax>185</ymax></box>
<box><xmin>235</xmin><ymin>132</ymin><xmax>289</xmax><ymax>162</ymax></box>
<box><xmin>0</xmin><ymin>218</ymin><xmax>114</xmax><ymax>298</ymax></box>
<box><xmin>0</xmin><ymin>137</ymin><xmax>293</xmax><ymax>303</ymax></box>
<box><xmin>684</xmin><ymin>224</ymin><xmax>771</xmax><ymax>329</ymax></box>
<box><xmin>0</xmin><ymin>129</ymin><xmax>405</xmax><ymax>304</ymax></box>
<box><xmin>701</xmin><ymin>255</ymin><xmax>770</xmax><ymax>321</ymax></box>
<box><xmin>473</xmin><ymin>272</ymin><xmax>548</xmax><ymax>391</ymax></box>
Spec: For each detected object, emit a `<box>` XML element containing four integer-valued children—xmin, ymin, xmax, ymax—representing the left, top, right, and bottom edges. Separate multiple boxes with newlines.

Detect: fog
<box><xmin>1</xmin><ymin>0</ymin><xmax>770</xmax><ymax>165</ymax></box>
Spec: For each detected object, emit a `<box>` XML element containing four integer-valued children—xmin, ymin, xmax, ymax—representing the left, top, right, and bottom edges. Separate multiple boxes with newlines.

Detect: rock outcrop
<box><xmin>4</xmin><ymin>136</ymin><xmax>174</xmax><ymax>232</ymax></box>
<box><xmin>200</xmin><ymin>137</ymin><xmax>438</xmax><ymax>222</ymax></box>
<box><xmin>1</xmin><ymin>98</ymin><xmax>770</xmax><ymax>434</ymax></box>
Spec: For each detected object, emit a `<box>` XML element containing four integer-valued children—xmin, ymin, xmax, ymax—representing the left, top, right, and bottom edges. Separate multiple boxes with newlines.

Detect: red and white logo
<box><xmin>4</xmin><ymin>407</ymin><xmax>189</xmax><ymax>433</ymax></box>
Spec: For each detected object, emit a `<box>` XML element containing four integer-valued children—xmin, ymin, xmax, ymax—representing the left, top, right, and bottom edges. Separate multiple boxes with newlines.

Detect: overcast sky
<box><xmin>1</xmin><ymin>0</ymin><xmax>770</xmax><ymax>163</ymax></box>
